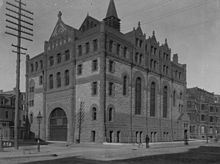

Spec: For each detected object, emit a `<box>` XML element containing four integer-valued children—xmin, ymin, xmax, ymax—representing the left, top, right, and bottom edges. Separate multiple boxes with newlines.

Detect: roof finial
<box><xmin>58</xmin><ymin>11</ymin><xmax>62</xmax><ymax>20</ymax></box>
<box><xmin>152</xmin><ymin>30</ymin><xmax>155</xmax><ymax>36</ymax></box>
<box><xmin>138</xmin><ymin>21</ymin><xmax>141</xmax><ymax>27</ymax></box>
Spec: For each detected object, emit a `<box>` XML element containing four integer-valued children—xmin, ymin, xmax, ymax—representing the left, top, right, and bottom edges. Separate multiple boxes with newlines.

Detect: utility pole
<box><xmin>5</xmin><ymin>0</ymin><xmax>33</xmax><ymax>150</ymax></box>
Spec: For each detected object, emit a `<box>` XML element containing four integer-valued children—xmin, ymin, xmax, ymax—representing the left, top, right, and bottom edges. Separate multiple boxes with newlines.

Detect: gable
<box><xmin>50</xmin><ymin>20</ymin><xmax>68</xmax><ymax>41</ymax></box>
<box><xmin>79</xmin><ymin>16</ymin><xmax>100</xmax><ymax>32</ymax></box>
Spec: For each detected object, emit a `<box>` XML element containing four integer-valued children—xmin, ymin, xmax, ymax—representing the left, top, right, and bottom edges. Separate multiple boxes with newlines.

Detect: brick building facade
<box><xmin>27</xmin><ymin>0</ymin><xmax>189</xmax><ymax>143</ymax></box>
<box><xmin>186</xmin><ymin>87</ymin><xmax>220</xmax><ymax>139</ymax></box>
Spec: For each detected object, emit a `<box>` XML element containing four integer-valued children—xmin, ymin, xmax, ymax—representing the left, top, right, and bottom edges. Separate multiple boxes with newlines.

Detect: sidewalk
<box><xmin>0</xmin><ymin>140</ymin><xmax>218</xmax><ymax>164</ymax></box>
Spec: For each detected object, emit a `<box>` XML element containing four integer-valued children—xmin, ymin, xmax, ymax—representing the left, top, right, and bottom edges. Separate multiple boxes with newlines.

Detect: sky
<box><xmin>0</xmin><ymin>0</ymin><xmax>220</xmax><ymax>94</ymax></box>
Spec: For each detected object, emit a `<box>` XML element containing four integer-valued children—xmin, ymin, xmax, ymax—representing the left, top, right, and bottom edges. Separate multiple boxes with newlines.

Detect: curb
<box><xmin>0</xmin><ymin>153</ymin><xmax>58</xmax><ymax>160</ymax></box>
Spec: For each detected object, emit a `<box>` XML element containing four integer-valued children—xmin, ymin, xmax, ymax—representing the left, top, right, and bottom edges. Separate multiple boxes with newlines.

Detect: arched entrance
<box><xmin>49</xmin><ymin>108</ymin><xmax>67</xmax><ymax>141</ymax></box>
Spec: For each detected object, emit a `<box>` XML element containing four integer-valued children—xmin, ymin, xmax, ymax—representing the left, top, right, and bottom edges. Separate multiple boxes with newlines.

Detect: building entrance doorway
<box><xmin>49</xmin><ymin>108</ymin><xmax>67</xmax><ymax>141</ymax></box>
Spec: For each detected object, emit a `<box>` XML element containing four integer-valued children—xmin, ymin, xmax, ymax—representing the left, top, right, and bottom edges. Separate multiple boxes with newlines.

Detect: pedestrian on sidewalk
<box><xmin>145</xmin><ymin>134</ymin><xmax>150</xmax><ymax>148</ymax></box>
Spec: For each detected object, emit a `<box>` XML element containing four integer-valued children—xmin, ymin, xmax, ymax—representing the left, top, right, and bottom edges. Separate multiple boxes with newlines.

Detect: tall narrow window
<box><xmin>173</xmin><ymin>90</ymin><xmax>176</xmax><ymax>106</ymax></box>
<box><xmin>93</xmin><ymin>39</ymin><xmax>98</xmax><ymax>51</ymax></box>
<box><xmin>57</xmin><ymin>53</ymin><xmax>61</xmax><ymax>63</ymax></box>
<box><xmin>109</xmin><ymin>40</ymin><xmax>113</xmax><ymax>52</ymax></box>
<box><xmin>78</xmin><ymin>45</ymin><xmax>82</xmax><ymax>56</ymax></box>
<box><xmin>92</xmin><ymin>107</ymin><xmax>97</xmax><ymax>120</ymax></box>
<box><xmin>109</xmin><ymin>107</ymin><xmax>113</xmax><ymax>121</ymax></box>
<box><xmin>31</xmin><ymin>64</ymin><xmax>34</xmax><ymax>72</ymax></box>
<box><xmin>35</xmin><ymin>62</ymin><xmax>38</xmax><ymax>71</ymax></box>
<box><xmin>123</xmin><ymin>47</ymin><xmax>127</xmax><ymax>58</ymax></box>
<box><xmin>91</xmin><ymin>131</ymin><xmax>96</xmax><ymax>142</ymax></box>
<box><xmin>56</xmin><ymin>72</ymin><xmax>61</xmax><ymax>88</ymax></box>
<box><xmin>77</xmin><ymin>64</ymin><xmax>82</xmax><ymax>75</ymax></box>
<box><xmin>49</xmin><ymin>74</ymin><xmax>53</xmax><ymax>89</ymax></box>
<box><xmin>92</xmin><ymin>59</ymin><xmax>98</xmax><ymax>72</ymax></box>
<box><xmin>92</xmin><ymin>82</ymin><xmax>98</xmax><ymax>96</ymax></box>
<box><xmin>108</xmin><ymin>82</ymin><xmax>114</xmax><ymax>96</ymax></box>
<box><xmin>86</xmin><ymin>42</ymin><xmax>90</xmax><ymax>54</ymax></box>
<box><xmin>65</xmin><ymin>50</ymin><xmax>70</xmax><ymax>61</ymax></box>
<box><xmin>39</xmin><ymin>76</ymin><xmax>43</xmax><ymax>85</ymax></box>
<box><xmin>163</xmin><ymin>86</ymin><xmax>168</xmax><ymax>118</ymax></box>
<box><xmin>65</xmin><ymin>70</ymin><xmax>69</xmax><ymax>86</ymax></box>
<box><xmin>117</xmin><ymin>43</ymin><xmax>120</xmax><ymax>55</ymax></box>
<box><xmin>139</xmin><ymin>54</ymin><xmax>143</xmax><ymax>64</ymax></box>
<box><xmin>5</xmin><ymin>111</ymin><xmax>9</xmax><ymax>119</ymax></box>
<box><xmin>116</xmin><ymin>131</ymin><xmax>120</xmax><ymax>143</ymax></box>
<box><xmin>123</xmin><ymin>76</ymin><xmax>128</xmax><ymax>95</ymax></box>
<box><xmin>135</xmin><ymin>77</ymin><xmax>142</xmax><ymax>115</ymax></box>
<box><xmin>150</xmin><ymin>82</ymin><xmax>156</xmax><ymax>117</ymax></box>
<box><xmin>135</xmin><ymin>53</ymin><xmax>138</xmax><ymax>63</ymax></box>
<box><xmin>40</xmin><ymin>60</ymin><xmax>43</xmax><ymax>69</ymax></box>
<box><xmin>49</xmin><ymin>56</ymin><xmax>54</xmax><ymax>66</ymax></box>
<box><xmin>109</xmin><ymin>60</ymin><xmax>114</xmax><ymax>73</ymax></box>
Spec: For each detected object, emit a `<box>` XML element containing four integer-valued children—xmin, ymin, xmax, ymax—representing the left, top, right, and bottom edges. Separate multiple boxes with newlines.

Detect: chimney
<box><xmin>173</xmin><ymin>54</ymin><xmax>178</xmax><ymax>63</ymax></box>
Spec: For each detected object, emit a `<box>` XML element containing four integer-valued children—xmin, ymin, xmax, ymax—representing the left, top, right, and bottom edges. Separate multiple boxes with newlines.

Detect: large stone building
<box><xmin>0</xmin><ymin>89</ymin><xmax>26</xmax><ymax>140</ymax></box>
<box><xmin>27</xmin><ymin>0</ymin><xmax>188</xmax><ymax>143</ymax></box>
<box><xmin>186</xmin><ymin>87</ymin><xmax>220</xmax><ymax>139</ymax></box>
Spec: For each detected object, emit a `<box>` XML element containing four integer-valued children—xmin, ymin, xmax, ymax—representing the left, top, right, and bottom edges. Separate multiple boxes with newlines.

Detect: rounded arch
<box><xmin>49</xmin><ymin>108</ymin><xmax>67</xmax><ymax>141</ymax></box>
<box><xmin>148</xmin><ymin>76</ymin><xmax>159</xmax><ymax>93</ymax></box>
<box><xmin>132</xmin><ymin>71</ymin><xmax>145</xmax><ymax>85</ymax></box>
<box><xmin>90</xmin><ymin>104</ymin><xmax>99</xmax><ymax>120</ymax></box>
<box><xmin>107</xmin><ymin>104</ymin><xmax>115</xmax><ymax>122</ymax></box>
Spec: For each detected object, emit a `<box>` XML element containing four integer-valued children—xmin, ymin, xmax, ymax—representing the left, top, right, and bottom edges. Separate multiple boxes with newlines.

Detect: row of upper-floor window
<box><xmin>48</xmin><ymin>70</ymin><xmax>70</xmax><ymax>89</ymax></box>
<box><xmin>49</xmin><ymin>49</ymin><xmax>70</xmax><ymax>67</ymax></box>
<box><xmin>200</xmin><ymin>114</ymin><xmax>218</xmax><ymax>122</ymax></box>
<box><xmin>78</xmin><ymin>39</ymin><xmax>98</xmax><ymax>56</ymax></box>
<box><xmin>108</xmin><ymin>40</ymin><xmax>128</xmax><ymax>59</ymax></box>
<box><xmin>77</xmin><ymin>59</ymin><xmax>98</xmax><ymax>75</ymax></box>
<box><xmin>30</xmin><ymin>60</ymin><xmax>43</xmax><ymax>73</ymax></box>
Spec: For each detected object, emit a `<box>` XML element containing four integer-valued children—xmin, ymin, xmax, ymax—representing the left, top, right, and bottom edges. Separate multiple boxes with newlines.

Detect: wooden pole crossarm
<box><xmin>5</xmin><ymin>32</ymin><xmax>33</xmax><ymax>41</ymax></box>
<box><xmin>6</xmin><ymin>7</ymin><xmax>33</xmax><ymax>20</ymax></box>
<box><xmin>12</xmin><ymin>50</ymin><xmax>26</xmax><ymax>55</ymax></box>
<box><xmin>12</xmin><ymin>44</ymin><xmax>27</xmax><ymax>51</ymax></box>
<box><xmin>6</xmin><ymin>25</ymin><xmax>33</xmax><ymax>36</ymax></box>
<box><xmin>6</xmin><ymin>19</ymin><xmax>33</xmax><ymax>31</ymax></box>
<box><xmin>6</xmin><ymin>2</ymin><xmax>33</xmax><ymax>15</ymax></box>
<box><xmin>5</xmin><ymin>13</ymin><xmax>33</xmax><ymax>26</ymax></box>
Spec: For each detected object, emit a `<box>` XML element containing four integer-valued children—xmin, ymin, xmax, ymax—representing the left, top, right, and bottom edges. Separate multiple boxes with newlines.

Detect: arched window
<box><xmin>109</xmin><ymin>107</ymin><xmax>113</xmax><ymax>121</ymax></box>
<box><xmin>173</xmin><ymin>90</ymin><xmax>176</xmax><ymax>106</ymax></box>
<box><xmin>163</xmin><ymin>86</ymin><xmax>168</xmax><ymax>118</ymax></box>
<box><xmin>150</xmin><ymin>82</ymin><xmax>156</xmax><ymax>117</ymax></box>
<box><xmin>49</xmin><ymin>74</ymin><xmax>53</xmax><ymax>89</ymax></box>
<box><xmin>65</xmin><ymin>70</ymin><xmax>69</xmax><ymax>86</ymax></box>
<box><xmin>56</xmin><ymin>72</ymin><xmax>61</xmax><ymax>88</ymax></box>
<box><xmin>92</xmin><ymin>107</ymin><xmax>97</xmax><ymax>120</ymax></box>
<box><xmin>123</xmin><ymin>75</ymin><xmax>128</xmax><ymax>96</ymax></box>
<box><xmin>135</xmin><ymin>77</ymin><xmax>142</xmax><ymax>115</ymax></box>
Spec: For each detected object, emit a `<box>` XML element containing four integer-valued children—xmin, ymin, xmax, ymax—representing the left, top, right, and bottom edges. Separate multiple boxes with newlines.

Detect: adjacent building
<box><xmin>0</xmin><ymin>89</ymin><xmax>26</xmax><ymax>140</ymax></box>
<box><xmin>27</xmin><ymin>0</ymin><xmax>189</xmax><ymax>143</ymax></box>
<box><xmin>186</xmin><ymin>87</ymin><xmax>220</xmax><ymax>139</ymax></box>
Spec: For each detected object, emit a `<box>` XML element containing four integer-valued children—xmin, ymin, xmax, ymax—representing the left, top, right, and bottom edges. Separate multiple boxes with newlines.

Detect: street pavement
<box><xmin>0</xmin><ymin>140</ymin><xmax>218</xmax><ymax>164</ymax></box>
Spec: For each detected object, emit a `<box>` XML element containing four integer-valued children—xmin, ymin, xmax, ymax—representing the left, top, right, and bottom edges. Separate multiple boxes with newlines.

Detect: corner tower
<box><xmin>103</xmin><ymin>0</ymin><xmax>121</xmax><ymax>31</ymax></box>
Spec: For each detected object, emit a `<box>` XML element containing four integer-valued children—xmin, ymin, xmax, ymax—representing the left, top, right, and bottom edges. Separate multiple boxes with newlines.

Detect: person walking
<box><xmin>145</xmin><ymin>134</ymin><xmax>150</xmax><ymax>148</ymax></box>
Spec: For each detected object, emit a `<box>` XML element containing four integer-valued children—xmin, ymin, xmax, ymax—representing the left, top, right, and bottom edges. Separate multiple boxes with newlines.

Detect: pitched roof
<box><xmin>106</xmin><ymin>0</ymin><xmax>118</xmax><ymax>18</ymax></box>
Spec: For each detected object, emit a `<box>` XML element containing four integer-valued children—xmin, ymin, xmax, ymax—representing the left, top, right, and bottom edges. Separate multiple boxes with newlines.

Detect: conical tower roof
<box><xmin>106</xmin><ymin>0</ymin><xmax>119</xmax><ymax>18</ymax></box>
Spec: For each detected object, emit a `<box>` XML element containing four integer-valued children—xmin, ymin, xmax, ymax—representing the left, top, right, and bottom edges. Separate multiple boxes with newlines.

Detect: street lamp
<box><xmin>37</xmin><ymin>111</ymin><xmax>42</xmax><ymax>152</ymax></box>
